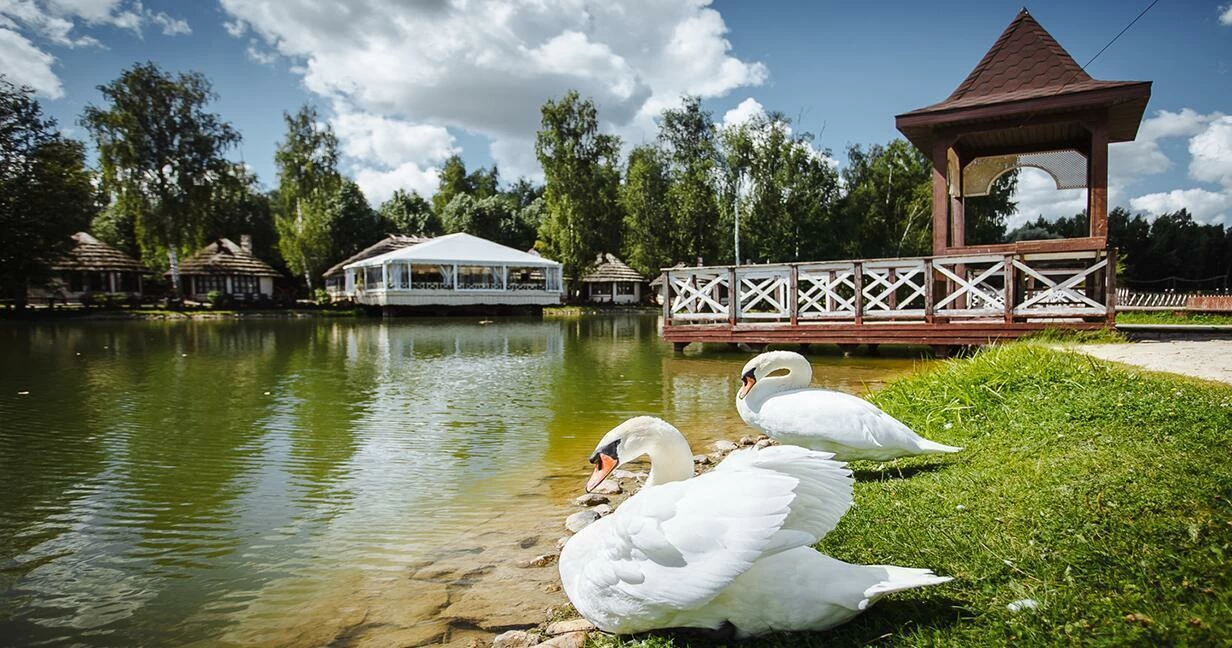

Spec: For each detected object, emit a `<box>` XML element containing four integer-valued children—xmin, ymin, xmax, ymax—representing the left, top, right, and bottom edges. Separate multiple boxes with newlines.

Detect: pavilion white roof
<box><xmin>344</xmin><ymin>232</ymin><xmax>560</xmax><ymax>269</ymax></box>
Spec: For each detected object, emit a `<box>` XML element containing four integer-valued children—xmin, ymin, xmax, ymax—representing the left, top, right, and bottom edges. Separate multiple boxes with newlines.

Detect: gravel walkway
<box><xmin>1070</xmin><ymin>340</ymin><xmax>1232</xmax><ymax>385</ymax></box>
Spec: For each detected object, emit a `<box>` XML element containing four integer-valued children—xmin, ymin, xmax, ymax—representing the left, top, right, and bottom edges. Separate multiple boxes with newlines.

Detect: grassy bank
<box><xmin>1117</xmin><ymin>311</ymin><xmax>1232</xmax><ymax>326</ymax></box>
<box><xmin>1</xmin><ymin>307</ymin><xmax>361</xmax><ymax>320</ymax></box>
<box><xmin>592</xmin><ymin>344</ymin><xmax>1232</xmax><ymax>647</ymax></box>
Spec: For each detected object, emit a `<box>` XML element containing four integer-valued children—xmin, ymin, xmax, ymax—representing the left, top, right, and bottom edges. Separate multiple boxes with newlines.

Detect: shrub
<box><xmin>206</xmin><ymin>290</ymin><xmax>230</xmax><ymax>309</ymax></box>
<box><xmin>314</xmin><ymin>288</ymin><xmax>331</xmax><ymax>306</ymax></box>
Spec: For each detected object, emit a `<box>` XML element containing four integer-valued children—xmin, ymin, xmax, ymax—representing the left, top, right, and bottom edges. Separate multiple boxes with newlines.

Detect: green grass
<box><xmin>1019</xmin><ymin>327</ymin><xmax>1125</xmax><ymax>344</ymax></box>
<box><xmin>1117</xmin><ymin>311</ymin><xmax>1232</xmax><ymax>326</ymax></box>
<box><xmin>591</xmin><ymin>344</ymin><xmax>1232</xmax><ymax>647</ymax></box>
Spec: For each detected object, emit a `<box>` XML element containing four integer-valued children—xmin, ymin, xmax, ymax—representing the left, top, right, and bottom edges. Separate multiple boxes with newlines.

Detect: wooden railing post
<box><xmin>728</xmin><ymin>267</ymin><xmax>738</xmax><ymax>327</ymax></box>
<box><xmin>853</xmin><ymin>261</ymin><xmax>864</xmax><ymax>326</ymax></box>
<box><xmin>661</xmin><ymin>271</ymin><xmax>671</xmax><ymax>324</ymax></box>
<box><xmin>1003</xmin><ymin>253</ymin><xmax>1015</xmax><ymax>324</ymax></box>
<box><xmin>789</xmin><ymin>265</ymin><xmax>799</xmax><ymax>326</ymax></box>
<box><xmin>924</xmin><ymin>259</ymin><xmax>935</xmax><ymax>323</ymax></box>
<box><xmin>1105</xmin><ymin>248</ymin><xmax>1117</xmax><ymax>326</ymax></box>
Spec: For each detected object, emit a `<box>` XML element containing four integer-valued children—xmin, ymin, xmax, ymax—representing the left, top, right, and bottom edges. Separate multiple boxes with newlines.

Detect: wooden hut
<box><xmin>322</xmin><ymin>234</ymin><xmax>427</xmax><ymax>300</ymax></box>
<box><xmin>581</xmin><ymin>253</ymin><xmax>647</xmax><ymax>304</ymax></box>
<box><xmin>31</xmin><ymin>232</ymin><xmax>145</xmax><ymax>303</ymax></box>
<box><xmin>174</xmin><ymin>235</ymin><xmax>280</xmax><ymax>302</ymax></box>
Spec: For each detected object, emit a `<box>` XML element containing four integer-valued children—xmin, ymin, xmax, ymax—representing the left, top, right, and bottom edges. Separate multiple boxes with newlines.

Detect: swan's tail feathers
<box><xmin>914</xmin><ymin>437</ymin><xmax>963</xmax><ymax>455</ymax></box>
<box><xmin>859</xmin><ymin>566</ymin><xmax>953</xmax><ymax>610</ymax></box>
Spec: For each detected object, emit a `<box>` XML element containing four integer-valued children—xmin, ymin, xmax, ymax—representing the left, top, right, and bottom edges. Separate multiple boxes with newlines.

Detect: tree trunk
<box><xmin>14</xmin><ymin>282</ymin><xmax>28</xmax><ymax>311</ymax></box>
<box><xmin>168</xmin><ymin>247</ymin><xmax>181</xmax><ymax>297</ymax></box>
<box><xmin>303</xmin><ymin>264</ymin><xmax>315</xmax><ymax>293</ymax></box>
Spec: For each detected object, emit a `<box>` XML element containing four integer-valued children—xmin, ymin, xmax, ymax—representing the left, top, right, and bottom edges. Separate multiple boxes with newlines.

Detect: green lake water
<box><xmin>0</xmin><ymin>315</ymin><xmax>929</xmax><ymax>646</ymax></box>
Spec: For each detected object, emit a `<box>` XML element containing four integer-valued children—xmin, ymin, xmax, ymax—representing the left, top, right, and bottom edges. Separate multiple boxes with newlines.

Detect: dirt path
<box><xmin>1070</xmin><ymin>340</ymin><xmax>1232</xmax><ymax>385</ymax></box>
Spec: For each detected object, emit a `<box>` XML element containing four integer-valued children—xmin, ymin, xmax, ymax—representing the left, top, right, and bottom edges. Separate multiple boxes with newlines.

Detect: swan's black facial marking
<box><xmin>738</xmin><ymin>369</ymin><xmax>757</xmax><ymax>399</ymax></box>
<box><xmin>590</xmin><ymin>439</ymin><xmax>620</xmax><ymax>464</ymax></box>
<box><xmin>742</xmin><ymin>368</ymin><xmax>756</xmax><ymax>382</ymax></box>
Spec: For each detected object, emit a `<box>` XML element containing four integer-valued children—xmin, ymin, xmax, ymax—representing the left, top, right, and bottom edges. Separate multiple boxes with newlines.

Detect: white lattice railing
<box><xmin>663</xmin><ymin>249</ymin><xmax>1113</xmax><ymax>325</ymax></box>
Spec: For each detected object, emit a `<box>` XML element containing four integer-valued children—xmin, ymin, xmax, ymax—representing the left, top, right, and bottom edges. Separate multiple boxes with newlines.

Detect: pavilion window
<box><xmin>364</xmin><ymin>267</ymin><xmax>382</xmax><ymax>290</ymax></box>
<box><xmin>507</xmin><ymin>266</ymin><xmax>546</xmax><ymax>291</ymax></box>
<box><xmin>387</xmin><ymin>262</ymin><xmax>403</xmax><ymax>289</ymax></box>
<box><xmin>197</xmin><ymin>275</ymin><xmax>226</xmax><ymax>294</ymax></box>
<box><xmin>457</xmin><ymin>265</ymin><xmax>502</xmax><ymax>290</ymax></box>
<box><xmin>396</xmin><ymin>262</ymin><xmax>411</xmax><ymax>289</ymax></box>
<box><xmin>119</xmin><ymin>272</ymin><xmax>140</xmax><ymax>292</ymax></box>
<box><xmin>410</xmin><ymin>264</ymin><xmax>451</xmax><ymax>290</ymax></box>
<box><xmin>591</xmin><ymin>282</ymin><xmax>613</xmax><ymax>296</ymax></box>
<box><xmin>545</xmin><ymin>268</ymin><xmax>562</xmax><ymax>292</ymax></box>
<box><xmin>67</xmin><ymin>271</ymin><xmax>84</xmax><ymax>293</ymax></box>
<box><xmin>86</xmin><ymin>271</ymin><xmax>107</xmax><ymax>292</ymax></box>
<box><xmin>616</xmin><ymin>282</ymin><xmax>636</xmax><ymax>296</ymax></box>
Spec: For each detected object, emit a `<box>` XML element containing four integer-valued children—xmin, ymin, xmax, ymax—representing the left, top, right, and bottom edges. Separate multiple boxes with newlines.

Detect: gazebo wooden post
<box><xmin>930</xmin><ymin>136</ymin><xmax>950</xmax><ymax>255</ymax></box>
<box><xmin>1086</xmin><ymin>119</ymin><xmax>1110</xmax><ymax>239</ymax></box>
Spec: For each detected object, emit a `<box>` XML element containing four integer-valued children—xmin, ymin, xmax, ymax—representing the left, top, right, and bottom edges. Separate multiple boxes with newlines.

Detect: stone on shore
<box><xmin>555</xmin><ymin>536</ymin><xmax>569</xmax><ymax>551</ymax></box>
<box><xmin>492</xmin><ymin>630</ymin><xmax>540</xmax><ymax>648</ymax></box>
<box><xmin>536</xmin><ymin>631</ymin><xmax>590</xmax><ymax>648</ymax></box>
<box><xmin>545</xmin><ymin>619</ymin><xmax>596</xmax><ymax>635</ymax></box>
<box><xmin>589</xmin><ymin>480</ymin><xmax>621</xmax><ymax>495</ymax></box>
<box><xmin>738</xmin><ymin>435</ymin><xmax>758</xmax><ymax>446</ymax></box>
<box><xmin>714</xmin><ymin>440</ymin><xmax>739</xmax><ymax>452</ymax></box>
<box><xmin>592</xmin><ymin>504</ymin><xmax>612</xmax><ymax>516</ymax></box>
<box><xmin>693</xmin><ymin>454</ymin><xmax>712</xmax><ymax>465</ymax></box>
<box><xmin>574</xmin><ymin>493</ymin><xmax>609</xmax><ymax>507</ymax></box>
<box><xmin>515</xmin><ymin>553</ymin><xmax>558</xmax><ymax>568</ymax></box>
<box><xmin>754</xmin><ymin>438</ymin><xmax>774</xmax><ymax>449</ymax></box>
<box><xmin>565</xmin><ymin>510</ymin><xmax>600</xmax><ymax>533</ymax></box>
<box><xmin>610</xmin><ymin>469</ymin><xmax>644</xmax><ymax>480</ymax></box>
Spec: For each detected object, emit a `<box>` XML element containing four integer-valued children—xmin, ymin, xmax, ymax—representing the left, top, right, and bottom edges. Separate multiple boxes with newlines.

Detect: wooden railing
<box><xmin>662</xmin><ymin>249</ymin><xmax>1115</xmax><ymax>326</ymax></box>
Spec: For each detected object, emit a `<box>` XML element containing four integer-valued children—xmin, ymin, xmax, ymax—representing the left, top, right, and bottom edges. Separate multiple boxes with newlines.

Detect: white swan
<box><xmin>736</xmin><ymin>351</ymin><xmax>962</xmax><ymax>461</ymax></box>
<box><xmin>559</xmin><ymin>416</ymin><xmax>951</xmax><ymax>637</ymax></box>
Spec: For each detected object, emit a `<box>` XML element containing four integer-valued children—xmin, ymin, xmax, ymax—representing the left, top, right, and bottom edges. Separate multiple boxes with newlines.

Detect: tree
<box><xmin>82</xmin><ymin>62</ymin><xmax>240</xmax><ymax>296</ymax></box>
<box><xmin>379</xmin><ymin>189</ymin><xmax>441</xmax><ymax>237</ymax></box>
<box><xmin>439</xmin><ymin>193</ymin><xmax>537</xmax><ymax>249</ymax></box>
<box><xmin>327</xmin><ymin>180</ymin><xmax>384</xmax><ymax>262</ymax></box>
<box><xmin>838</xmin><ymin>140</ymin><xmax>935</xmax><ymax>258</ymax></box>
<box><xmin>0</xmin><ymin>79</ymin><xmax>96</xmax><ymax>307</ymax></box>
<box><xmin>273</xmin><ymin>104</ymin><xmax>342</xmax><ymax>291</ymax></box>
<box><xmin>535</xmin><ymin>90</ymin><xmax>623</xmax><ymax>286</ymax></box>
<box><xmin>203</xmin><ymin>164</ymin><xmax>281</xmax><ymax>271</ymax></box>
<box><xmin>620</xmin><ymin>145</ymin><xmax>673</xmax><ymax>276</ymax></box>
<box><xmin>659</xmin><ymin>97</ymin><xmax>721</xmax><ymax>264</ymax></box>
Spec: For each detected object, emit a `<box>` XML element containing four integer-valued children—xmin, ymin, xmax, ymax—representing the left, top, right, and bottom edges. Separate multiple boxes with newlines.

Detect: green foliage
<box><xmin>432</xmin><ymin>154</ymin><xmax>500</xmax><ymax>215</ymax></box>
<box><xmin>379</xmin><ymin>189</ymin><xmax>441</xmax><ymax>237</ymax></box>
<box><xmin>91</xmin><ymin>204</ymin><xmax>140</xmax><ymax>261</ymax></box>
<box><xmin>659</xmin><ymin>97</ymin><xmax>721</xmax><ymax>265</ymax></box>
<box><xmin>203</xmin><ymin>164</ymin><xmax>281</xmax><ymax>272</ymax></box>
<box><xmin>440</xmin><ymin>193</ymin><xmax>539</xmax><ymax>250</ymax></box>
<box><xmin>313</xmin><ymin>287</ymin><xmax>330</xmax><ymax>305</ymax></box>
<box><xmin>205</xmin><ymin>290</ymin><xmax>228</xmax><ymax>308</ymax></box>
<box><xmin>594</xmin><ymin>344</ymin><xmax>1232</xmax><ymax>647</ymax></box>
<box><xmin>621</xmin><ymin>145</ymin><xmax>673</xmax><ymax>277</ymax></box>
<box><xmin>722</xmin><ymin>112</ymin><xmax>842</xmax><ymax>263</ymax></box>
<box><xmin>326</xmin><ymin>180</ymin><xmax>384</xmax><ymax>263</ymax></box>
<box><xmin>535</xmin><ymin>90</ymin><xmax>623</xmax><ymax>284</ymax></box>
<box><xmin>1116</xmin><ymin>311</ymin><xmax>1232</xmax><ymax>326</ymax></box>
<box><xmin>963</xmin><ymin>170</ymin><xmax>1018</xmax><ymax>245</ymax></box>
<box><xmin>0</xmin><ymin>78</ymin><xmax>97</xmax><ymax>307</ymax></box>
<box><xmin>273</xmin><ymin>104</ymin><xmax>342</xmax><ymax>290</ymax></box>
<box><xmin>81</xmin><ymin>62</ymin><xmax>240</xmax><ymax>295</ymax></box>
<box><xmin>837</xmin><ymin>140</ymin><xmax>935</xmax><ymax>258</ymax></box>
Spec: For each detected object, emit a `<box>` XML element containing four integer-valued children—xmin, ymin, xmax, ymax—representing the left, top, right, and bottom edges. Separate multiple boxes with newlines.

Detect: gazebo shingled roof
<box><xmin>581</xmin><ymin>253</ymin><xmax>645</xmax><ymax>283</ymax></box>
<box><xmin>52</xmin><ymin>232</ymin><xmax>145</xmax><ymax>272</ymax></box>
<box><xmin>896</xmin><ymin>9</ymin><xmax>1151</xmax><ymax>155</ymax></box>
<box><xmin>173</xmin><ymin>238</ymin><xmax>281</xmax><ymax>277</ymax></box>
<box><xmin>323</xmin><ymin>234</ymin><xmax>427</xmax><ymax>279</ymax></box>
<box><xmin>894</xmin><ymin>8</ymin><xmax>1151</xmax><ymax>255</ymax></box>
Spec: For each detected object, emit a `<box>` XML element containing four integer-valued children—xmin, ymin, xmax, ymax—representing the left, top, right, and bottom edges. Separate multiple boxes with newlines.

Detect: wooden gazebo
<box><xmin>895</xmin><ymin>8</ymin><xmax>1151</xmax><ymax>256</ymax></box>
<box><xmin>658</xmin><ymin>9</ymin><xmax>1152</xmax><ymax>353</ymax></box>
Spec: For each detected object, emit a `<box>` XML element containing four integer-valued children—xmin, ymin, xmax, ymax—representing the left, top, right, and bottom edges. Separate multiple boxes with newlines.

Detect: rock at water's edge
<box><xmin>574</xmin><ymin>493</ymin><xmax>609</xmax><ymax>507</ymax></box>
<box><xmin>545</xmin><ymin>619</ymin><xmax>596</xmax><ymax>635</ymax></box>
<box><xmin>714</xmin><ymin>440</ymin><xmax>739</xmax><ymax>452</ymax></box>
<box><xmin>589</xmin><ymin>480</ymin><xmax>621</xmax><ymax>495</ymax></box>
<box><xmin>565</xmin><ymin>510</ymin><xmax>600</xmax><ymax>533</ymax></box>
<box><xmin>492</xmin><ymin>629</ymin><xmax>540</xmax><ymax>648</ymax></box>
<box><xmin>537</xmin><ymin>631</ymin><xmax>590</xmax><ymax>648</ymax></box>
<box><xmin>693</xmin><ymin>454</ymin><xmax>712</xmax><ymax>465</ymax></box>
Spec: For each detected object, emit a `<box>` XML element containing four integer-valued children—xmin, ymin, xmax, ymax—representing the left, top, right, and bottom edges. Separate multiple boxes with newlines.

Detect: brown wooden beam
<box><xmin>931</xmin><ymin>137</ymin><xmax>950</xmax><ymax>255</ymax></box>
<box><xmin>1088</xmin><ymin>121</ymin><xmax>1109</xmax><ymax>239</ymax></box>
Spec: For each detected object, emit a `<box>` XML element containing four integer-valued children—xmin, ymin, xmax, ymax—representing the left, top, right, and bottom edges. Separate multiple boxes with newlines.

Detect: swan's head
<box><xmin>585</xmin><ymin>416</ymin><xmax>684</xmax><ymax>492</ymax></box>
<box><xmin>738</xmin><ymin>350</ymin><xmax>810</xmax><ymax>399</ymax></box>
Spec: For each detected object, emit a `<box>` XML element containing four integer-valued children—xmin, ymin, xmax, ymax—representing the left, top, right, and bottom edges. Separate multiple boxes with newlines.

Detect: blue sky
<box><xmin>3</xmin><ymin>0</ymin><xmax>1231</xmax><ymax>226</ymax></box>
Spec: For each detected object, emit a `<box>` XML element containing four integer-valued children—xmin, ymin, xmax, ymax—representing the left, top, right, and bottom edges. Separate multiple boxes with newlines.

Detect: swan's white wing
<box><xmin>757</xmin><ymin>389</ymin><xmax>916</xmax><ymax>450</ymax></box>
<box><xmin>564</xmin><ymin>467</ymin><xmax>801</xmax><ymax>628</ymax></box>
<box><xmin>714</xmin><ymin>445</ymin><xmax>853</xmax><ymax>542</ymax></box>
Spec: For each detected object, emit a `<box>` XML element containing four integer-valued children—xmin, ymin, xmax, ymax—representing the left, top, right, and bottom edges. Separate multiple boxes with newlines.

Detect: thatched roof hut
<box><xmin>323</xmin><ymin>234</ymin><xmax>427</xmax><ymax>281</ymax></box>
<box><xmin>173</xmin><ymin>236</ymin><xmax>280</xmax><ymax>300</ymax></box>
<box><xmin>581</xmin><ymin>253</ymin><xmax>646</xmax><ymax>304</ymax></box>
<box><xmin>52</xmin><ymin>232</ymin><xmax>144</xmax><ymax>273</ymax></box>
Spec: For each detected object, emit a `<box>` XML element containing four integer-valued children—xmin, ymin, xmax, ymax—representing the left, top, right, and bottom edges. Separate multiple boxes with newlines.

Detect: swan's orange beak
<box><xmin>738</xmin><ymin>375</ymin><xmax>755</xmax><ymax>400</ymax></box>
<box><xmin>586</xmin><ymin>453</ymin><xmax>617</xmax><ymax>492</ymax></box>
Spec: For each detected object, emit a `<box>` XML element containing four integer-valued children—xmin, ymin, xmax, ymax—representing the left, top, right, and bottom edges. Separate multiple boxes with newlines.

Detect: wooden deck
<box><xmin>661</xmin><ymin>248</ymin><xmax>1115</xmax><ymax>353</ymax></box>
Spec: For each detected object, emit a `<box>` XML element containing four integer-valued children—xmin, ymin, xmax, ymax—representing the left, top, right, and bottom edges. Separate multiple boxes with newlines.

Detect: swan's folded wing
<box><xmin>579</xmin><ymin>469</ymin><xmax>800</xmax><ymax>613</ymax></box>
<box><xmin>760</xmin><ymin>389</ymin><xmax>910</xmax><ymax>450</ymax></box>
<box><xmin>715</xmin><ymin>445</ymin><xmax>853</xmax><ymax>542</ymax></box>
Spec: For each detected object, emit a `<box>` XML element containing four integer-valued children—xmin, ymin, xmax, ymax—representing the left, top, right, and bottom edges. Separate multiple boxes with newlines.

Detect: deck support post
<box><xmin>866</xmin><ymin>343</ymin><xmax>880</xmax><ymax>356</ymax></box>
<box><xmin>1003</xmin><ymin>253</ymin><xmax>1015</xmax><ymax>324</ymax></box>
<box><xmin>1105</xmin><ymin>247</ymin><xmax>1117</xmax><ymax>326</ymax></box>
<box><xmin>839</xmin><ymin>343</ymin><xmax>859</xmax><ymax>357</ymax></box>
<box><xmin>673</xmin><ymin>342</ymin><xmax>689</xmax><ymax>354</ymax></box>
<box><xmin>931</xmin><ymin>344</ymin><xmax>954</xmax><ymax>359</ymax></box>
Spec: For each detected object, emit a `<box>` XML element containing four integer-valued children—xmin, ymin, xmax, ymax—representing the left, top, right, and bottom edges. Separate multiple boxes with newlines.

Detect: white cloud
<box><xmin>332</xmin><ymin>110</ymin><xmax>456</xmax><ymax>169</ymax></box>
<box><xmin>151</xmin><ymin>11</ymin><xmax>189</xmax><ymax>36</ymax></box>
<box><xmin>219</xmin><ymin>0</ymin><xmax>765</xmax><ymax>191</ymax></box>
<box><xmin>1109</xmin><ymin>109</ymin><xmax>1221</xmax><ymax>186</ymax></box>
<box><xmin>0</xmin><ymin>1</ymin><xmax>190</xmax><ymax>98</ymax></box>
<box><xmin>353</xmin><ymin>162</ymin><xmax>440</xmax><ymax>206</ymax></box>
<box><xmin>245</xmin><ymin>41</ymin><xmax>276</xmax><ymax>66</ymax></box>
<box><xmin>1130</xmin><ymin>188</ymin><xmax>1231</xmax><ymax>224</ymax></box>
<box><xmin>1220</xmin><ymin>4</ymin><xmax>1232</xmax><ymax>26</ymax></box>
<box><xmin>0</xmin><ymin>26</ymin><xmax>61</xmax><ymax>97</ymax></box>
<box><xmin>1188</xmin><ymin>116</ymin><xmax>1232</xmax><ymax>188</ymax></box>
<box><xmin>721</xmin><ymin>97</ymin><xmax>765</xmax><ymax>130</ymax></box>
<box><xmin>1007</xmin><ymin>167</ymin><xmax>1091</xmax><ymax>227</ymax></box>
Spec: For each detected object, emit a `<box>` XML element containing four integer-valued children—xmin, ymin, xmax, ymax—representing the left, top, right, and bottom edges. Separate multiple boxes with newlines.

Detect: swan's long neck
<box><xmin>758</xmin><ymin>354</ymin><xmax>813</xmax><ymax>396</ymax></box>
<box><xmin>643</xmin><ymin>427</ymin><xmax>695</xmax><ymax>487</ymax></box>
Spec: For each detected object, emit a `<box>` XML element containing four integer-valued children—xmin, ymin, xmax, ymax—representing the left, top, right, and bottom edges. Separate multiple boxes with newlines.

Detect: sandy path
<box><xmin>1069</xmin><ymin>340</ymin><xmax>1232</xmax><ymax>385</ymax></box>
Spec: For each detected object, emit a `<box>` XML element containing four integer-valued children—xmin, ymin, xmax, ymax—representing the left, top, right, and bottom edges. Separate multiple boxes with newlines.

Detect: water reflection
<box><xmin>0</xmin><ymin>316</ymin><xmax>926</xmax><ymax>646</ymax></box>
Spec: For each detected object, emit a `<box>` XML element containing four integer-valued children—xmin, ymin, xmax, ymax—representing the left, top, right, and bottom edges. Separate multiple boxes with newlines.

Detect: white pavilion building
<box><xmin>343</xmin><ymin>232</ymin><xmax>564</xmax><ymax>307</ymax></box>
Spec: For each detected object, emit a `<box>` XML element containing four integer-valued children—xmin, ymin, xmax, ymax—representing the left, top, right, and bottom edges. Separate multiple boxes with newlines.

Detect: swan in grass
<box><xmin>558</xmin><ymin>416</ymin><xmax>951</xmax><ymax>637</ymax></box>
<box><xmin>736</xmin><ymin>351</ymin><xmax>962</xmax><ymax>461</ymax></box>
